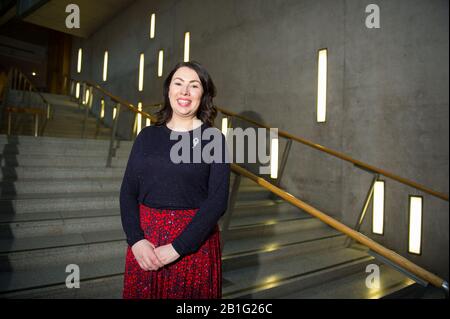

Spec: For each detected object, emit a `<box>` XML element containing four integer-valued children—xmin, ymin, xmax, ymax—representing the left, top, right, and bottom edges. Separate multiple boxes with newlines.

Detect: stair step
<box><xmin>0</xmin><ymin>134</ymin><xmax>132</xmax><ymax>147</ymax></box>
<box><xmin>224</xmin><ymin>222</ymin><xmax>342</xmax><ymax>255</ymax></box>
<box><xmin>0</xmin><ymin>228</ymin><xmax>124</xmax><ymax>255</ymax></box>
<box><xmin>0</xmin><ymin>255</ymin><xmax>125</xmax><ymax>294</ymax></box>
<box><xmin>0</xmin><ymin>178</ymin><xmax>122</xmax><ymax>195</ymax></box>
<box><xmin>281</xmin><ymin>264</ymin><xmax>415</xmax><ymax>299</ymax></box>
<box><xmin>0</xmin><ymin>192</ymin><xmax>119</xmax><ymax>214</ymax></box>
<box><xmin>0</xmin><ymin>166</ymin><xmax>126</xmax><ymax>180</ymax></box>
<box><xmin>222</xmin><ymin>247</ymin><xmax>373</xmax><ymax>298</ymax></box>
<box><xmin>0</xmin><ymin>145</ymin><xmax>130</xmax><ymax>157</ymax></box>
<box><xmin>1</xmin><ymin>274</ymin><xmax>124</xmax><ymax>299</ymax></box>
<box><xmin>0</xmin><ymin>215</ymin><xmax>122</xmax><ymax>239</ymax></box>
<box><xmin>0</xmin><ymin>154</ymin><xmax>128</xmax><ymax>168</ymax></box>
<box><xmin>0</xmin><ymin>208</ymin><xmax>120</xmax><ymax>223</ymax></box>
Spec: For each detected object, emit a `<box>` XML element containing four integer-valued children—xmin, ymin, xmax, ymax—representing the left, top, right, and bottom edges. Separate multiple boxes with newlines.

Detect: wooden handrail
<box><xmin>84</xmin><ymin>80</ymin><xmax>157</xmax><ymax>121</ymax></box>
<box><xmin>11</xmin><ymin>68</ymin><xmax>49</xmax><ymax>107</ymax></box>
<box><xmin>78</xmin><ymin>79</ymin><xmax>448</xmax><ymax>201</ymax></box>
<box><xmin>69</xmin><ymin>78</ymin><xmax>448</xmax><ymax>292</ymax></box>
<box><xmin>231</xmin><ymin>163</ymin><xmax>447</xmax><ymax>290</ymax></box>
<box><xmin>217</xmin><ymin>107</ymin><xmax>449</xmax><ymax>202</ymax></box>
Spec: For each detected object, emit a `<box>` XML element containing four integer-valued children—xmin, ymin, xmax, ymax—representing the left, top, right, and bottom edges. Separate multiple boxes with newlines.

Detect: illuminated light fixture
<box><xmin>84</xmin><ymin>88</ymin><xmax>90</xmax><ymax>105</ymax></box>
<box><xmin>103</xmin><ymin>51</ymin><xmax>108</xmax><ymax>82</ymax></box>
<box><xmin>263</xmin><ymin>275</ymin><xmax>280</xmax><ymax>289</ymax></box>
<box><xmin>31</xmin><ymin>72</ymin><xmax>36</xmax><ymax>76</ymax></box>
<box><xmin>158</xmin><ymin>50</ymin><xmax>164</xmax><ymax>77</ymax></box>
<box><xmin>75</xmin><ymin>82</ymin><xmax>80</xmax><ymax>98</ymax></box>
<box><xmin>150</xmin><ymin>13</ymin><xmax>155</xmax><ymax>39</ymax></box>
<box><xmin>408</xmin><ymin>196</ymin><xmax>423</xmax><ymax>255</ymax></box>
<box><xmin>88</xmin><ymin>90</ymin><xmax>93</xmax><ymax>107</ymax></box>
<box><xmin>184</xmin><ymin>32</ymin><xmax>190</xmax><ymax>62</ymax></box>
<box><xmin>113</xmin><ymin>106</ymin><xmax>117</xmax><ymax>120</ymax></box>
<box><xmin>77</xmin><ymin>48</ymin><xmax>82</xmax><ymax>73</ymax></box>
<box><xmin>317</xmin><ymin>48</ymin><xmax>327</xmax><ymax>123</ymax></box>
<box><xmin>221</xmin><ymin>117</ymin><xmax>228</xmax><ymax>136</ymax></box>
<box><xmin>100</xmin><ymin>98</ymin><xmax>105</xmax><ymax>118</ymax></box>
<box><xmin>138</xmin><ymin>53</ymin><xmax>144</xmax><ymax>91</ymax></box>
<box><xmin>137</xmin><ymin>102</ymin><xmax>143</xmax><ymax>133</ymax></box>
<box><xmin>146</xmin><ymin>118</ymin><xmax>151</xmax><ymax>127</ymax></box>
<box><xmin>270</xmin><ymin>129</ymin><xmax>278</xmax><ymax>179</ymax></box>
<box><xmin>372</xmin><ymin>180</ymin><xmax>385</xmax><ymax>235</ymax></box>
<box><xmin>264</xmin><ymin>244</ymin><xmax>280</xmax><ymax>252</ymax></box>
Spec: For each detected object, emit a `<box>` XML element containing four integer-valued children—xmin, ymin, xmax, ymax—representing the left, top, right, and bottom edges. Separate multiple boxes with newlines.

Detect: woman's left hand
<box><xmin>154</xmin><ymin>244</ymin><xmax>180</xmax><ymax>266</ymax></box>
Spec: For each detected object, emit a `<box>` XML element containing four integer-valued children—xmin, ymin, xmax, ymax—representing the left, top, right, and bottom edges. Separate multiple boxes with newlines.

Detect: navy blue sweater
<box><xmin>119</xmin><ymin>122</ymin><xmax>230</xmax><ymax>256</ymax></box>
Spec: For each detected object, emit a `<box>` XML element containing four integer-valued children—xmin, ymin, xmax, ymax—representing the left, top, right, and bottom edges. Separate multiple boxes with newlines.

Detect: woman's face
<box><xmin>168</xmin><ymin>66</ymin><xmax>204</xmax><ymax>120</ymax></box>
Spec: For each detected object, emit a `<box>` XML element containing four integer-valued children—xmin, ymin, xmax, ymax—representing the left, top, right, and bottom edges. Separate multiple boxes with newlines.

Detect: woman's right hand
<box><xmin>131</xmin><ymin>239</ymin><xmax>164</xmax><ymax>271</ymax></box>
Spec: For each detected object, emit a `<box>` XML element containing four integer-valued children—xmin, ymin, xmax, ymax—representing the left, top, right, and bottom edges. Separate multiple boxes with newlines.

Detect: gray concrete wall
<box><xmin>70</xmin><ymin>0</ymin><xmax>449</xmax><ymax>280</ymax></box>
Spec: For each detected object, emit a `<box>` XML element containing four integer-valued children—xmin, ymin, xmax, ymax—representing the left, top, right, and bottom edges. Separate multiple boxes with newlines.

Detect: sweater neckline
<box><xmin>163</xmin><ymin>122</ymin><xmax>205</xmax><ymax>134</ymax></box>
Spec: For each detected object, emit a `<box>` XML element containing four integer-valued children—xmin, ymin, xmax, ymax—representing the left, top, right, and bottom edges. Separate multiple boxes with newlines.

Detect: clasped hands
<box><xmin>131</xmin><ymin>239</ymin><xmax>180</xmax><ymax>271</ymax></box>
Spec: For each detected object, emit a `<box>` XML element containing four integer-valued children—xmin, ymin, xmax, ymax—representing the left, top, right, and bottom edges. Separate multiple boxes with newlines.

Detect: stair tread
<box><xmin>0</xmin><ymin>228</ymin><xmax>124</xmax><ymax>253</ymax></box>
<box><xmin>0</xmin><ymin>191</ymin><xmax>119</xmax><ymax>201</ymax></box>
<box><xmin>224</xmin><ymin>224</ymin><xmax>343</xmax><ymax>255</ymax></box>
<box><xmin>0</xmin><ymin>208</ymin><xmax>120</xmax><ymax>223</ymax></box>
<box><xmin>229</xmin><ymin>210</ymin><xmax>309</xmax><ymax>227</ymax></box>
<box><xmin>281</xmin><ymin>264</ymin><xmax>415</xmax><ymax>299</ymax></box>
<box><xmin>0</xmin><ymin>255</ymin><xmax>125</xmax><ymax>293</ymax></box>
<box><xmin>222</xmin><ymin>247</ymin><xmax>371</xmax><ymax>295</ymax></box>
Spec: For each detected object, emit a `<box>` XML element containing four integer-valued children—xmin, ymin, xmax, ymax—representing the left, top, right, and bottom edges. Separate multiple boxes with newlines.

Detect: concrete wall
<box><xmin>71</xmin><ymin>0</ymin><xmax>449</xmax><ymax>280</ymax></box>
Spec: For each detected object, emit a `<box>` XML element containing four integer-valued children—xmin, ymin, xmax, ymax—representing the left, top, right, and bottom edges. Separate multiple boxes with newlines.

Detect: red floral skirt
<box><xmin>123</xmin><ymin>204</ymin><xmax>222</xmax><ymax>299</ymax></box>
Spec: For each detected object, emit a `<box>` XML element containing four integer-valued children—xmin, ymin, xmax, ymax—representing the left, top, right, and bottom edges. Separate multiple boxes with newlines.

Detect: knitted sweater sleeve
<box><xmin>171</xmin><ymin>132</ymin><xmax>230</xmax><ymax>256</ymax></box>
<box><xmin>120</xmin><ymin>131</ymin><xmax>145</xmax><ymax>247</ymax></box>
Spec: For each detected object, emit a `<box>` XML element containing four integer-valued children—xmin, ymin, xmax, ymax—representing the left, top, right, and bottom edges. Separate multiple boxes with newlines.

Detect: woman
<box><xmin>120</xmin><ymin>61</ymin><xmax>230</xmax><ymax>299</ymax></box>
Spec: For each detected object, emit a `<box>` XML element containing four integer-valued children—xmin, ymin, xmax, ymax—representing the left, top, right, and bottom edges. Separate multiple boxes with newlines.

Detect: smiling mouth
<box><xmin>177</xmin><ymin>99</ymin><xmax>192</xmax><ymax>107</ymax></box>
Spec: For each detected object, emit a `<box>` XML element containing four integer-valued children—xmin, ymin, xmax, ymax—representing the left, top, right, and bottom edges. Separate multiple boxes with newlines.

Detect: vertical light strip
<box><xmin>150</xmin><ymin>13</ymin><xmax>155</xmax><ymax>39</ymax></box>
<box><xmin>103</xmin><ymin>51</ymin><xmax>108</xmax><ymax>82</ymax></box>
<box><xmin>84</xmin><ymin>88</ymin><xmax>90</xmax><ymax>105</ymax></box>
<box><xmin>221</xmin><ymin>117</ymin><xmax>228</xmax><ymax>136</ymax></box>
<box><xmin>88</xmin><ymin>89</ymin><xmax>93</xmax><ymax>107</ymax></box>
<box><xmin>409</xmin><ymin>196</ymin><xmax>423</xmax><ymax>255</ymax></box>
<box><xmin>77</xmin><ymin>48</ymin><xmax>82</xmax><ymax>73</ymax></box>
<box><xmin>372</xmin><ymin>180</ymin><xmax>385</xmax><ymax>235</ymax></box>
<box><xmin>270</xmin><ymin>129</ymin><xmax>278</xmax><ymax>179</ymax></box>
<box><xmin>317</xmin><ymin>48</ymin><xmax>327</xmax><ymax>123</ymax></box>
<box><xmin>146</xmin><ymin>118</ymin><xmax>151</xmax><ymax>127</ymax></box>
<box><xmin>138</xmin><ymin>53</ymin><xmax>144</xmax><ymax>91</ymax></box>
<box><xmin>100</xmin><ymin>98</ymin><xmax>105</xmax><ymax>118</ymax></box>
<box><xmin>113</xmin><ymin>106</ymin><xmax>117</xmax><ymax>120</ymax></box>
<box><xmin>75</xmin><ymin>82</ymin><xmax>80</xmax><ymax>98</ymax></box>
<box><xmin>184</xmin><ymin>32</ymin><xmax>190</xmax><ymax>62</ymax></box>
<box><xmin>158</xmin><ymin>50</ymin><xmax>164</xmax><ymax>77</ymax></box>
<box><xmin>137</xmin><ymin>102</ymin><xmax>142</xmax><ymax>133</ymax></box>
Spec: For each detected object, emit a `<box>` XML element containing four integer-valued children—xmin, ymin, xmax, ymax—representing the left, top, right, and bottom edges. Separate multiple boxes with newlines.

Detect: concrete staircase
<box><xmin>0</xmin><ymin>93</ymin><xmax>433</xmax><ymax>299</ymax></box>
<box><xmin>1</xmin><ymin>91</ymin><xmax>111</xmax><ymax>139</ymax></box>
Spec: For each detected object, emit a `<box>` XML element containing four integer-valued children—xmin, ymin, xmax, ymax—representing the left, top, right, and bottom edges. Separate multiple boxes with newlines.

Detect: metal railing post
<box><xmin>106</xmin><ymin>103</ymin><xmax>121</xmax><ymax>168</ymax></box>
<box><xmin>274</xmin><ymin>138</ymin><xmax>292</xmax><ymax>188</ymax></box>
<box><xmin>7</xmin><ymin>112</ymin><xmax>12</xmax><ymax>135</ymax></box>
<box><xmin>345</xmin><ymin>174</ymin><xmax>380</xmax><ymax>247</ymax></box>
<box><xmin>34</xmin><ymin>114</ymin><xmax>39</xmax><ymax>137</ymax></box>
<box><xmin>220</xmin><ymin>173</ymin><xmax>241</xmax><ymax>250</ymax></box>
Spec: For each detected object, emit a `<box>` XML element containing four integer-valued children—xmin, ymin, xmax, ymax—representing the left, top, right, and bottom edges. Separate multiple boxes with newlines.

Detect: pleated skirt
<box><xmin>123</xmin><ymin>204</ymin><xmax>222</xmax><ymax>299</ymax></box>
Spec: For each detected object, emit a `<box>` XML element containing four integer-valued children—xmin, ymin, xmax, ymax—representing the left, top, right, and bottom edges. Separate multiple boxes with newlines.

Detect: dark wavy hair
<box><xmin>154</xmin><ymin>61</ymin><xmax>217</xmax><ymax>127</ymax></box>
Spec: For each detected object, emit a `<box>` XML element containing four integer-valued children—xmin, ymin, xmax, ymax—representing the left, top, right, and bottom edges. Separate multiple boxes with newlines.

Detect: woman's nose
<box><xmin>181</xmin><ymin>85</ymin><xmax>190</xmax><ymax>95</ymax></box>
